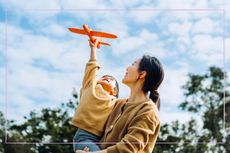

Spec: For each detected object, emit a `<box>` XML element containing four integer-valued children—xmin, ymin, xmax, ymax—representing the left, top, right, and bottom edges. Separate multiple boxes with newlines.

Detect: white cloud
<box><xmin>192</xmin><ymin>18</ymin><xmax>222</xmax><ymax>34</ymax></box>
<box><xmin>140</xmin><ymin>29</ymin><xmax>158</xmax><ymax>40</ymax></box>
<box><xmin>156</xmin><ymin>0</ymin><xmax>223</xmax><ymax>10</ymax></box>
<box><xmin>159</xmin><ymin>65</ymin><xmax>189</xmax><ymax>105</ymax></box>
<box><xmin>191</xmin><ymin>34</ymin><xmax>223</xmax><ymax>66</ymax></box>
<box><xmin>111</xmin><ymin>29</ymin><xmax>167</xmax><ymax>59</ymax></box>
<box><xmin>168</xmin><ymin>21</ymin><xmax>192</xmax><ymax>46</ymax></box>
<box><xmin>1</xmin><ymin>0</ymin><xmax>61</xmax><ymax>24</ymax></box>
<box><xmin>208</xmin><ymin>0</ymin><xmax>224</xmax><ymax>8</ymax></box>
<box><xmin>6</xmin><ymin>23</ymin><xmax>90</xmax><ymax>70</ymax></box>
<box><xmin>0</xmin><ymin>69</ymin><xmax>5</xmax><ymax>113</ymax></box>
<box><xmin>2</xmin><ymin>0</ymin><xmax>60</xmax><ymax>10</ymax></box>
<box><xmin>40</xmin><ymin>24</ymin><xmax>68</xmax><ymax>37</ymax></box>
<box><xmin>0</xmin><ymin>22</ymin><xmax>6</xmax><ymax>116</ymax></box>
<box><xmin>225</xmin><ymin>37</ymin><xmax>230</xmax><ymax>61</ymax></box>
<box><xmin>160</xmin><ymin>109</ymin><xmax>202</xmax><ymax>126</ymax></box>
<box><xmin>106</xmin><ymin>0</ymin><xmax>152</xmax><ymax>8</ymax></box>
<box><xmin>192</xmin><ymin>0</ymin><xmax>209</xmax><ymax>8</ymax></box>
<box><xmin>60</xmin><ymin>0</ymin><xmax>108</xmax><ymax>9</ymax></box>
<box><xmin>127</xmin><ymin>9</ymin><xmax>160</xmax><ymax>24</ymax></box>
<box><xmin>140</xmin><ymin>39</ymin><xmax>167</xmax><ymax>58</ymax></box>
<box><xmin>157</xmin><ymin>0</ymin><xmax>194</xmax><ymax>9</ymax></box>
<box><xmin>224</xmin><ymin>0</ymin><xmax>230</xmax><ymax>22</ymax></box>
<box><xmin>169</xmin><ymin>21</ymin><xmax>192</xmax><ymax>36</ymax></box>
<box><xmin>94</xmin><ymin>12</ymin><xmax>129</xmax><ymax>38</ymax></box>
<box><xmin>192</xmin><ymin>35</ymin><xmax>222</xmax><ymax>51</ymax></box>
<box><xmin>6</xmin><ymin>93</ymin><xmax>35</xmax><ymax>119</ymax></box>
<box><xmin>112</xmin><ymin>36</ymin><xmax>145</xmax><ymax>54</ymax></box>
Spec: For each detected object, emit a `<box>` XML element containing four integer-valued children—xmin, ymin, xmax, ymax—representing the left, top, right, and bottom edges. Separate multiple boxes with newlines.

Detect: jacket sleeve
<box><xmin>106</xmin><ymin>111</ymin><xmax>160</xmax><ymax>153</ymax></box>
<box><xmin>81</xmin><ymin>60</ymin><xmax>100</xmax><ymax>89</ymax></box>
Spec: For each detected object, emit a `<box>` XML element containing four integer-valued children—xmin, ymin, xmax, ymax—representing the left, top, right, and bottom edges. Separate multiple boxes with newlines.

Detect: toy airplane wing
<box><xmin>91</xmin><ymin>31</ymin><xmax>117</xmax><ymax>39</ymax></box>
<box><xmin>68</xmin><ymin>28</ymin><xmax>117</xmax><ymax>39</ymax></box>
<box><xmin>68</xmin><ymin>28</ymin><xmax>86</xmax><ymax>35</ymax></box>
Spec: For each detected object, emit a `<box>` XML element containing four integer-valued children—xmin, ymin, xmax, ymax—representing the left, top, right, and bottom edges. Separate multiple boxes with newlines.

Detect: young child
<box><xmin>71</xmin><ymin>39</ymin><xmax>119</xmax><ymax>152</ymax></box>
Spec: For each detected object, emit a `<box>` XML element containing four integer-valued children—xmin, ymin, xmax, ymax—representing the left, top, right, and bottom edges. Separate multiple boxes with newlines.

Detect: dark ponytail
<box><xmin>138</xmin><ymin>55</ymin><xmax>164</xmax><ymax>110</ymax></box>
<box><xmin>150</xmin><ymin>90</ymin><xmax>160</xmax><ymax>110</ymax></box>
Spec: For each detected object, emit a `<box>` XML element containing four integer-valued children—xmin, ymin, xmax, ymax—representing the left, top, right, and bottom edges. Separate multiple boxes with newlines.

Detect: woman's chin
<box><xmin>122</xmin><ymin>79</ymin><xmax>128</xmax><ymax>84</ymax></box>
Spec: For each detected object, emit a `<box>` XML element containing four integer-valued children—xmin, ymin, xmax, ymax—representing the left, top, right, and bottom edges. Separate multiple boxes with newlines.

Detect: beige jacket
<box><xmin>71</xmin><ymin>61</ymin><xmax>116</xmax><ymax>136</ymax></box>
<box><xmin>100</xmin><ymin>98</ymin><xmax>160</xmax><ymax>153</ymax></box>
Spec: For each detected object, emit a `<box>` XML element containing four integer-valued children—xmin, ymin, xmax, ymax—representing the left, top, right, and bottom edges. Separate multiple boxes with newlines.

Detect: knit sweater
<box><xmin>100</xmin><ymin>98</ymin><xmax>160</xmax><ymax>153</ymax></box>
<box><xmin>71</xmin><ymin>61</ymin><xmax>116</xmax><ymax>136</ymax></box>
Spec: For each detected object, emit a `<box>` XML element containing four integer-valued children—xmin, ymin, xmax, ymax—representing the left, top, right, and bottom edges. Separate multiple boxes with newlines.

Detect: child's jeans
<box><xmin>73</xmin><ymin>128</ymin><xmax>101</xmax><ymax>152</ymax></box>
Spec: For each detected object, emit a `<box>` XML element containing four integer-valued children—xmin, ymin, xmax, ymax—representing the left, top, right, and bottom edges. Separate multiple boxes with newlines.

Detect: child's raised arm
<box><xmin>81</xmin><ymin>39</ymin><xmax>100</xmax><ymax>90</ymax></box>
<box><xmin>89</xmin><ymin>39</ymin><xmax>99</xmax><ymax>61</ymax></box>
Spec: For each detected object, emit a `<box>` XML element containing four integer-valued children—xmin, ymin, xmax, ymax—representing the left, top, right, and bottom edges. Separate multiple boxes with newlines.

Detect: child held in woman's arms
<box><xmin>71</xmin><ymin>39</ymin><xmax>119</xmax><ymax>152</ymax></box>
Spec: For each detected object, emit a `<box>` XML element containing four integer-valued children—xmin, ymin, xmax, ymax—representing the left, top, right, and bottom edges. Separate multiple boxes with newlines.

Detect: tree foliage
<box><xmin>1</xmin><ymin>95</ymin><xmax>78</xmax><ymax>153</ymax></box>
<box><xmin>154</xmin><ymin>66</ymin><xmax>229</xmax><ymax>153</ymax></box>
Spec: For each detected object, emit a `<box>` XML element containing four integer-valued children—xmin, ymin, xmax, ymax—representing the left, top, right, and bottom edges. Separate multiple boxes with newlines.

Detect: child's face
<box><xmin>97</xmin><ymin>76</ymin><xmax>117</xmax><ymax>96</ymax></box>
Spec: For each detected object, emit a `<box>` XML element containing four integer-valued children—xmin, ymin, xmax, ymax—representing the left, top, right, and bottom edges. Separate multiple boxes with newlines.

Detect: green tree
<box><xmin>0</xmin><ymin>111</ymin><xmax>5</xmax><ymax>153</ymax></box>
<box><xmin>9</xmin><ymin>100</ymin><xmax>76</xmax><ymax>152</ymax></box>
<box><xmin>155</xmin><ymin>119</ymin><xmax>204</xmax><ymax>153</ymax></box>
<box><xmin>2</xmin><ymin>92</ymin><xmax>79</xmax><ymax>153</ymax></box>
<box><xmin>0</xmin><ymin>111</ymin><xmax>33</xmax><ymax>153</ymax></box>
<box><xmin>155</xmin><ymin>66</ymin><xmax>229</xmax><ymax>153</ymax></box>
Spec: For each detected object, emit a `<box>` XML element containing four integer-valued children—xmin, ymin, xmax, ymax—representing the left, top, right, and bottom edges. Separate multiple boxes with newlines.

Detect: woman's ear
<box><xmin>139</xmin><ymin>71</ymin><xmax>147</xmax><ymax>79</ymax></box>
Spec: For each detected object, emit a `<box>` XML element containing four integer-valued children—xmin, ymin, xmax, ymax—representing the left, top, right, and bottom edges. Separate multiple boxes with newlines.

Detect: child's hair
<box><xmin>102</xmin><ymin>75</ymin><xmax>119</xmax><ymax>98</ymax></box>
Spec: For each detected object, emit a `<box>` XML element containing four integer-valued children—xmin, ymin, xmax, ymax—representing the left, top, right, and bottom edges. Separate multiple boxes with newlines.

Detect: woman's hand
<box><xmin>75</xmin><ymin>147</ymin><xmax>90</xmax><ymax>153</ymax></box>
<box><xmin>75</xmin><ymin>149</ymin><xmax>107</xmax><ymax>153</ymax></box>
<box><xmin>76</xmin><ymin>150</ymin><xmax>87</xmax><ymax>153</ymax></box>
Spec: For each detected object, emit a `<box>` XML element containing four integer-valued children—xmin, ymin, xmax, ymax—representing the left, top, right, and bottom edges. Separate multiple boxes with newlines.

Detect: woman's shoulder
<box><xmin>114</xmin><ymin>98</ymin><xmax>127</xmax><ymax>107</ymax></box>
<box><xmin>140</xmin><ymin>99</ymin><xmax>158</xmax><ymax>109</ymax></box>
<box><xmin>115</xmin><ymin>98</ymin><xmax>127</xmax><ymax>104</ymax></box>
<box><xmin>139</xmin><ymin>99</ymin><xmax>160</xmax><ymax>123</ymax></box>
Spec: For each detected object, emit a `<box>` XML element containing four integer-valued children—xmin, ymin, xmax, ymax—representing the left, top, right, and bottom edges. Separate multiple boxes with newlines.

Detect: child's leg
<box><xmin>73</xmin><ymin>129</ymin><xmax>101</xmax><ymax>152</ymax></box>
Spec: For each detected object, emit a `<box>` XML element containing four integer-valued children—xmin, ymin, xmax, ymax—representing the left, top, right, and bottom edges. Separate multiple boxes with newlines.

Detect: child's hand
<box><xmin>89</xmin><ymin>39</ymin><xmax>99</xmax><ymax>49</ymax></box>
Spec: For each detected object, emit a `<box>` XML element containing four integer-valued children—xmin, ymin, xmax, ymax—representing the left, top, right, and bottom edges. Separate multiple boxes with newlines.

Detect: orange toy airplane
<box><xmin>68</xmin><ymin>24</ymin><xmax>118</xmax><ymax>48</ymax></box>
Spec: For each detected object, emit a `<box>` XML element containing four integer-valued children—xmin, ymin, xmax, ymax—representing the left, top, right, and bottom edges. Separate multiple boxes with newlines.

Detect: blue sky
<box><xmin>0</xmin><ymin>0</ymin><xmax>230</xmax><ymax>132</ymax></box>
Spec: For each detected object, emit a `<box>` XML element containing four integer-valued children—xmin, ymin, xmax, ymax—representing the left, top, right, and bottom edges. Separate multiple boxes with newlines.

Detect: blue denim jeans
<box><xmin>73</xmin><ymin>129</ymin><xmax>101</xmax><ymax>152</ymax></box>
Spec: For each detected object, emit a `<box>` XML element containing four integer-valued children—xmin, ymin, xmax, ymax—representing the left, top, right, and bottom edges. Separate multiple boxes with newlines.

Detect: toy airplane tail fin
<box><xmin>96</xmin><ymin>41</ymin><xmax>111</xmax><ymax>48</ymax></box>
<box><xmin>100</xmin><ymin>42</ymin><xmax>111</xmax><ymax>46</ymax></box>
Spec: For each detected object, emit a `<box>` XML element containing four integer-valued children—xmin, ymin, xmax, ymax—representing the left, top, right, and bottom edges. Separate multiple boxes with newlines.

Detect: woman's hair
<box><xmin>138</xmin><ymin>55</ymin><xmax>164</xmax><ymax>110</ymax></box>
<box><xmin>102</xmin><ymin>75</ymin><xmax>119</xmax><ymax>98</ymax></box>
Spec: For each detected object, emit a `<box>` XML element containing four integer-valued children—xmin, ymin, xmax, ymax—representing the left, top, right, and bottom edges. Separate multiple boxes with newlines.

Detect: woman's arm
<box><xmin>106</xmin><ymin>111</ymin><xmax>160</xmax><ymax>153</ymax></box>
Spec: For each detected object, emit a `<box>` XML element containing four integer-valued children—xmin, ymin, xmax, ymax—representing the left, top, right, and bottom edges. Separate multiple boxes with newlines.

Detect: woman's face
<box><xmin>122</xmin><ymin>58</ymin><xmax>141</xmax><ymax>85</ymax></box>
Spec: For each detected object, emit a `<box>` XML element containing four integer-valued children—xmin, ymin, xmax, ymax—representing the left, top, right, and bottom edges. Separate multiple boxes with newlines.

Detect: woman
<box><xmin>77</xmin><ymin>54</ymin><xmax>164</xmax><ymax>153</ymax></box>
